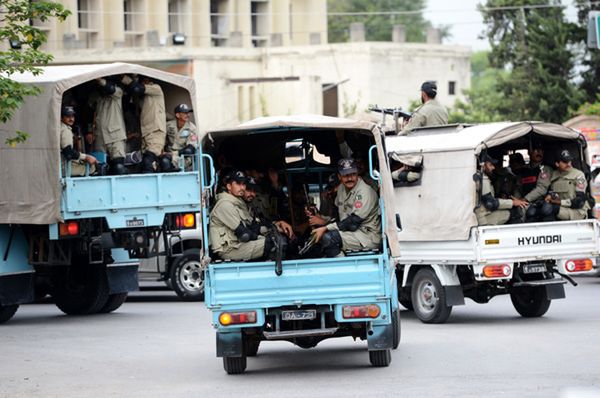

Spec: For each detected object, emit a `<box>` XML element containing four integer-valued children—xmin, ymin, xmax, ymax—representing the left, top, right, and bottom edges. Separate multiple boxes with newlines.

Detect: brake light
<box><xmin>219</xmin><ymin>311</ymin><xmax>257</xmax><ymax>326</ymax></box>
<box><xmin>175</xmin><ymin>213</ymin><xmax>196</xmax><ymax>229</ymax></box>
<box><xmin>483</xmin><ymin>264</ymin><xmax>511</xmax><ymax>278</ymax></box>
<box><xmin>565</xmin><ymin>259</ymin><xmax>593</xmax><ymax>272</ymax></box>
<box><xmin>59</xmin><ymin>221</ymin><xmax>79</xmax><ymax>236</ymax></box>
<box><xmin>342</xmin><ymin>304</ymin><xmax>381</xmax><ymax>319</ymax></box>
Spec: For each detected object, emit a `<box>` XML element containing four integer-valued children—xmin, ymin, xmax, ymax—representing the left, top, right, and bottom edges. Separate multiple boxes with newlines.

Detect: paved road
<box><xmin>1</xmin><ymin>277</ymin><xmax>600</xmax><ymax>398</ymax></box>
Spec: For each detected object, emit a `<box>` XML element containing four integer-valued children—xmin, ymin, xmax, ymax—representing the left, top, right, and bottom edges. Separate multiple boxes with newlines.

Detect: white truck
<box><xmin>385</xmin><ymin>121</ymin><xmax>599</xmax><ymax>323</ymax></box>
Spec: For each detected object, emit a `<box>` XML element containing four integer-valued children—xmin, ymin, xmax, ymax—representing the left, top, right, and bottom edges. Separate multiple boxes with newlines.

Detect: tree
<box><xmin>1</xmin><ymin>1</ymin><xmax>70</xmax><ymax>146</ymax></box>
<box><xmin>448</xmin><ymin>51</ymin><xmax>507</xmax><ymax>124</ymax></box>
<box><xmin>479</xmin><ymin>0</ymin><xmax>581</xmax><ymax>123</ymax></box>
<box><xmin>571</xmin><ymin>0</ymin><xmax>600</xmax><ymax>105</ymax></box>
<box><xmin>327</xmin><ymin>0</ymin><xmax>448</xmax><ymax>43</ymax></box>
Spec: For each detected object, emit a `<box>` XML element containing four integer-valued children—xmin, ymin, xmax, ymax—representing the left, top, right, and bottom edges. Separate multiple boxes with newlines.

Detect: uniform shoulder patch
<box><xmin>355</xmin><ymin>201</ymin><xmax>363</xmax><ymax>209</ymax></box>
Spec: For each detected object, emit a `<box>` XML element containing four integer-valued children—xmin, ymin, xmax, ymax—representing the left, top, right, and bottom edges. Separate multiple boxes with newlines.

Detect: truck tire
<box><xmin>510</xmin><ymin>286</ymin><xmax>551</xmax><ymax>318</ymax></box>
<box><xmin>392</xmin><ymin>309</ymin><xmax>401</xmax><ymax>349</ymax></box>
<box><xmin>411</xmin><ymin>268</ymin><xmax>452</xmax><ymax>324</ymax></box>
<box><xmin>99</xmin><ymin>293</ymin><xmax>128</xmax><ymax>314</ymax></box>
<box><xmin>53</xmin><ymin>265</ymin><xmax>110</xmax><ymax>315</ymax></box>
<box><xmin>223</xmin><ymin>356</ymin><xmax>247</xmax><ymax>374</ymax></box>
<box><xmin>369</xmin><ymin>349</ymin><xmax>392</xmax><ymax>367</ymax></box>
<box><xmin>399</xmin><ymin>298</ymin><xmax>414</xmax><ymax>311</ymax></box>
<box><xmin>0</xmin><ymin>304</ymin><xmax>19</xmax><ymax>324</ymax></box>
<box><xmin>170</xmin><ymin>249</ymin><xmax>204</xmax><ymax>301</ymax></box>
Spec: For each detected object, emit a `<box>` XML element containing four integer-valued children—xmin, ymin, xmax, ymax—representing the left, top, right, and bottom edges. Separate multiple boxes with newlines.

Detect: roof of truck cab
<box><xmin>208</xmin><ymin>114</ymin><xmax>378</xmax><ymax>136</ymax></box>
<box><xmin>386</xmin><ymin>121</ymin><xmax>582</xmax><ymax>155</ymax></box>
<box><xmin>6</xmin><ymin>62</ymin><xmax>195</xmax><ymax>91</ymax></box>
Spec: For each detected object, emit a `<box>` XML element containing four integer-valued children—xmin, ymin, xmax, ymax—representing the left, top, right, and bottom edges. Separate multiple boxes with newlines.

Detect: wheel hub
<box><xmin>179</xmin><ymin>261</ymin><xmax>204</xmax><ymax>292</ymax></box>
<box><xmin>418</xmin><ymin>281</ymin><xmax>438</xmax><ymax>313</ymax></box>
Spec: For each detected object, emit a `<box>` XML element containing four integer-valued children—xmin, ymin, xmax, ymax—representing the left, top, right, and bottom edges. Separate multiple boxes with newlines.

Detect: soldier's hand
<box><xmin>511</xmin><ymin>198</ymin><xmax>528</xmax><ymax>209</ymax></box>
<box><xmin>308</xmin><ymin>214</ymin><xmax>326</xmax><ymax>227</ymax></box>
<box><xmin>275</xmin><ymin>221</ymin><xmax>295</xmax><ymax>240</ymax></box>
<box><xmin>313</xmin><ymin>226</ymin><xmax>327</xmax><ymax>243</ymax></box>
<box><xmin>85</xmin><ymin>155</ymin><xmax>98</xmax><ymax>165</ymax></box>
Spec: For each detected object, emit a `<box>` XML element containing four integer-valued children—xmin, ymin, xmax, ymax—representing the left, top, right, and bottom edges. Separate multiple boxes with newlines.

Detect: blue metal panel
<box><xmin>0</xmin><ymin>226</ymin><xmax>33</xmax><ymax>276</ymax></box>
<box><xmin>61</xmin><ymin>172</ymin><xmax>201</xmax><ymax>228</ymax></box>
<box><xmin>207</xmin><ymin>255</ymin><xmax>390</xmax><ymax>311</ymax></box>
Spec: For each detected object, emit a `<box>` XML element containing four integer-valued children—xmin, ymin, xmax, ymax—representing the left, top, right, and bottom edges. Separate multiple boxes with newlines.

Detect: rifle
<box><xmin>303</xmin><ymin>184</ymin><xmax>318</xmax><ymax>216</ymax></box>
<box><xmin>369</xmin><ymin>106</ymin><xmax>413</xmax><ymax>134</ymax></box>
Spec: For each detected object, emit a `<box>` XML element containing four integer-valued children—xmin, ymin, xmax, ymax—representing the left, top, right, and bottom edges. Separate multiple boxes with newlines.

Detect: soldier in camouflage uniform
<box><xmin>402</xmin><ymin>81</ymin><xmax>449</xmax><ymax>132</ymax></box>
<box><xmin>312</xmin><ymin>159</ymin><xmax>381</xmax><ymax>257</ymax></box>
<box><xmin>533</xmin><ymin>150</ymin><xmax>589</xmax><ymax>221</ymax></box>
<box><xmin>165</xmin><ymin>103</ymin><xmax>198</xmax><ymax>171</ymax></box>
<box><xmin>60</xmin><ymin>106</ymin><xmax>97</xmax><ymax>177</ymax></box>
<box><xmin>475</xmin><ymin>154</ymin><xmax>528</xmax><ymax>226</ymax></box>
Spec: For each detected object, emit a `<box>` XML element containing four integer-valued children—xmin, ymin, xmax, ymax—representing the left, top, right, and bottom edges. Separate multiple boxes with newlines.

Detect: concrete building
<box><xmin>5</xmin><ymin>1</ymin><xmax>470</xmax><ymax>131</ymax></box>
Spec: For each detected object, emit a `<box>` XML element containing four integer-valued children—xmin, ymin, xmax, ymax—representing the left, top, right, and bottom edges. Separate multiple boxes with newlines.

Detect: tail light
<box><xmin>483</xmin><ymin>264</ymin><xmax>511</xmax><ymax>278</ymax></box>
<box><xmin>342</xmin><ymin>304</ymin><xmax>381</xmax><ymax>319</ymax></box>
<box><xmin>219</xmin><ymin>311</ymin><xmax>257</xmax><ymax>326</ymax></box>
<box><xmin>59</xmin><ymin>221</ymin><xmax>79</xmax><ymax>236</ymax></box>
<box><xmin>172</xmin><ymin>213</ymin><xmax>196</xmax><ymax>229</ymax></box>
<box><xmin>565</xmin><ymin>259</ymin><xmax>593</xmax><ymax>272</ymax></box>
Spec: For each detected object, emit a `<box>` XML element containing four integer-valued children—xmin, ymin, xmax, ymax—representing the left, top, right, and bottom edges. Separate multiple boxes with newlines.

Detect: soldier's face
<box><xmin>340</xmin><ymin>172</ymin><xmax>358</xmax><ymax>189</ymax></box>
<box><xmin>61</xmin><ymin>115</ymin><xmax>75</xmax><ymax>126</ymax></box>
<box><xmin>227</xmin><ymin>181</ymin><xmax>246</xmax><ymax>197</ymax></box>
<box><xmin>556</xmin><ymin>160</ymin><xmax>571</xmax><ymax>172</ymax></box>
<box><xmin>483</xmin><ymin>161</ymin><xmax>495</xmax><ymax>176</ymax></box>
<box><xmin>176</xmin><ymin>112</ymin><xmax>190</xmax><ymax>123</ymax></box>
<box><xmin>530</xmin><ymin>148</ymin><xmax>544</xmax><ymax>163</ymax></box>
<box><xmin>243</xmin><ymin>189</ymin><xmax>256</xmax><ymax>203</ymax></box>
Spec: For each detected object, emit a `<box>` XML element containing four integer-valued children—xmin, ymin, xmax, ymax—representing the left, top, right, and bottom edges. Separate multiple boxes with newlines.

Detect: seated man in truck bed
<box><xmin>476</xmin><ymin>154</ymin><xmax>528</xmax><ymax>226</ymax></box>
<box><xmin>209</xmin><ymin>171</ymin><xmax>283</xmax><ymax>261</ymax></box>
<box><xmin>311</xmin><ymin>159</ymin><xmax>381</xmax><ymax>257</ymax></box>
<box><xmin>60</xmin><ymin>106</ymin><xmax>98</xmax><ymax>176</ymax></box>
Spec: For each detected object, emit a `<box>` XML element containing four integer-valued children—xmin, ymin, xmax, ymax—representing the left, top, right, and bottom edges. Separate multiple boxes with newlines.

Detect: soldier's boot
<box><xmin>507</xmin><ymin>207</ymin><xmax>524</xmax><ymax>224</ymax></box>
<box><xmin>540</xmin><ymin>202</ymin><xmax>559</xmax><ymax>222</ymax></box>
<box><xmin>525</xmin><ymin>203</ymin><xmax>541</xmax><ymax>222</ymax></box>
<box><xmin>321</xmin><ymin>230</ymin><xmax>342</xmax><ymax>258</ymax></box>
<box><xmin>109</xmin><ymin>157</ymin><xmax>127</xmax><ymax>176</ymax></box>
<box><xmin>158</xmin><ymin>154</ymin><xmax>179</xmax><ymax>173</ymax></box>
<box><xmin>142</xmin><ymin>151</ymin><xmax>158</xmax><ymax>174</ymax></box>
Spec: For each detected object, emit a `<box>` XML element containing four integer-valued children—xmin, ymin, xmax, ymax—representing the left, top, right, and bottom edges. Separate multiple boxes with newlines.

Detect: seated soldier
<box><xmin>60</xmin><ymin>106</ymin><xmax>98</xmax><ymax>176</ymax></box>
<box><xmin>164</xmin><ymin>103</ymin><xmax>197</xmax><ymax>172</ymax></box>
<box><xmin>312</xmin><ymin>159</ymin><xmax>381</xmax><ymax>257</ymax></box>
<box><xmin>475</xmin><ymin>154</ymin><xmax>527</xmax><ymax>226</ymax></box>
<box><xmin>209</xmin><ymin>171</ymin><xmax>282</xmax><ymax>261</ymax></box>
<box><xmin>527</xmin><ymin>150</ymin><xmax>589</xmax><ymax>221</ymax></box>
<box><xmin>243</xmin><ymin>177</ymin><xmax>295</xmax><ymax>240</ymax></box>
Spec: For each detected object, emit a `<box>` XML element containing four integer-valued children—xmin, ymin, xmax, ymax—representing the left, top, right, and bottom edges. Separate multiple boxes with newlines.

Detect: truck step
<box><xmin>263</xmin><ymin>327</ymin><xmax>339</xmax><ymax>340</ymax></box>
<box><xmin>512</xmin><ymin>277</ymin><xmax>566</xmax><ymax>287</ymax></box>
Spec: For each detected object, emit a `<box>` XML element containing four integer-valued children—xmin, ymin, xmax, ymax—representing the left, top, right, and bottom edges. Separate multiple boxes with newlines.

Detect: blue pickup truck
<box><xmin>0</xmin><ymin>63</ymin><xmax>201</xmax><ymax>322</ymax></box>
<box><xmin>200</xmin><ymin>116</ymin><xmax>400</xmax><ymax>373</ymax></box>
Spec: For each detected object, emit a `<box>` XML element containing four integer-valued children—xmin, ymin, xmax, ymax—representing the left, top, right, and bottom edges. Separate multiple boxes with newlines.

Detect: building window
<box><xmin>77</xmin><ymin>0</ymin><xmax>97</xmax><ymax>30</ymax></box>
<box><xmin>124</xmin><ymin>0</ymin><xmax>144</xmax><ymax>32</ymax></box>
<box><xmin>210</xmin><ymin>0</ymin><xmax>229</xmax><ymax>47</ymax></box>
<box><xmin>168</xmin><ymin>0</ymin><xmax>186</xmax><ymax>33</ymax></box>
<box><xmin>448</xmin><ymin>81</ymin><xmax>456</xmax><ymax>96</ymax></box>
<box><xmin>251</xmin><ymin>0</ymin><xmax>269</xmax><ymax>47</ymax></box>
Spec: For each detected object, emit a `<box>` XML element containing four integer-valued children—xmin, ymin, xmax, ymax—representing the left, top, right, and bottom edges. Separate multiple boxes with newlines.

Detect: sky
<box><xmin>424</xmin><ymin>0</ymin><xmax>582</xmax><ymax>51</ymax></box>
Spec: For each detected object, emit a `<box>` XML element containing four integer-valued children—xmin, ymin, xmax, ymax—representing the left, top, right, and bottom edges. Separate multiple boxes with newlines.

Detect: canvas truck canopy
<box><xmin>0</xmin><ymin>63</ymin><xmax>197</xmax><ymax>224</ymax></box>
<box><xmin>385</xmin><ymin>121</ymin><xmax>585</xmax><ymax>241</ymax></box>
<box><xmin>206</xmin><ymin>114</ymin><xmax>402</xmax><ymax>257</ymax></box>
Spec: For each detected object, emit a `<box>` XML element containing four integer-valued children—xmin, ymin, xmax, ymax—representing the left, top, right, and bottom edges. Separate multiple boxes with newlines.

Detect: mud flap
<box><xmin>445</xmin><ymin>285</ymin><xmax>465</xmax><ymax>306</ymax></box>
<box><xmin>217</xmin><ymin>331</ymin><xmax>243</xmax><ymax>357</ymax></box>
<box><xmin>367</xmin><ymin>323</ymin><xmax>394</xmax><ymax>350</ymax></box>
<box><xmin>545</xmin><ymin>283</ymin><xmax>566</xmax><ymax>300</ymax></box>
<box><xmin>106</xmin><ymin>264</ymin><xmax>139</xmax><ymax>294</ymax></box>
<box><xmin>0</xmin><ymin>272</ymin><xmax>34</xmax><ymax>306</ymax></box>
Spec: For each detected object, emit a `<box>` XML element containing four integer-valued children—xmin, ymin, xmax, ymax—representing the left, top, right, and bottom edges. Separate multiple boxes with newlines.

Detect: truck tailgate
<box><xmin>206</xmin><ymin>255</ymin><xmax>389</xmax><ymax>310</ymax></box>
<box><xmin>478</xmin><ymin>220</ymin><xmax>599</xmax><ymax>262</ymax></box>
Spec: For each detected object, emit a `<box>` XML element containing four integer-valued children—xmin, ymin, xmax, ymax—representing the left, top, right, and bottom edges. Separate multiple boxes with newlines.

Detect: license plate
<box><xmin>523</xmin><ymin>264</ymin><xmax>546</xmax><ymax>274</ymax></box>
<box><xmin>126</xmin><ymin>218</ymin><xmax>145</xmax><ymax>227</ymax></box>
<box><xmin>282</xmin><ymin>309</ymin><xmax>317</xmax><ymax>321</ymax></box>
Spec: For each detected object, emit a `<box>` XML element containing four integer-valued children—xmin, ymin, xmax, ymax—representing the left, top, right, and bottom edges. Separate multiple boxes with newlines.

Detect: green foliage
<box><xmin>477</xmin><ymin>0</ymin><xmax>581</xmax><ymax>124</ymax></box>
<box><xmin>327</xmin><ymin>0</ymin><xmax>447</xmax><ymax>43</ymax></box>
<box><xmin>0</xmin><ymin>0</ymin><xmax>70</xmax><ymax>143</ymax></box>
<box><xmin>571</xmin><ymin>1</ymin><xmax>600</xmax><ymax>105</ymax></box>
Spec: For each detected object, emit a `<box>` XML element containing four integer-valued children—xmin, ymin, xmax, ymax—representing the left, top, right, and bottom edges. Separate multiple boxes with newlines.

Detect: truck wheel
<box><xmin>411</xmin><ymin>268</ymin><xmax>452</xmax><ymax>324</ymax></box>
<box><xmin>369</xmin><ymin>349</ymin><xmax>392</xmax><ymax>367</ymax></box>
<box><xmin>0</xmin><ymin>304</ymin><xmax>19</xmax><ymax>324</ymax></box>
<box><xmin>99</xmin><ymin>293</ymin><xmax>128</xmax><ymax>314</ymax></box>
<box><xmin>170</xmin><ymin>249</ymin><xmax>204</xmax><ymax>301</ymax></box>
<box><xmin>223</xmin><ymin>356</ymin><xmax>247</xmax><ymax>374</ymax></box>
<box><xmin>53</xmin><ymin>265</ymin><xmax>110</xmax><ymax>315</ymax></box>
<box><xmin>510</xmin><ymin>287</ymin><xmax>551</xmax><ymax>317</ymax></box>
<box><xmin>392</xmin><ymin>309</ymin><xmax>401</xmax><ymax>349</ymax></box>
